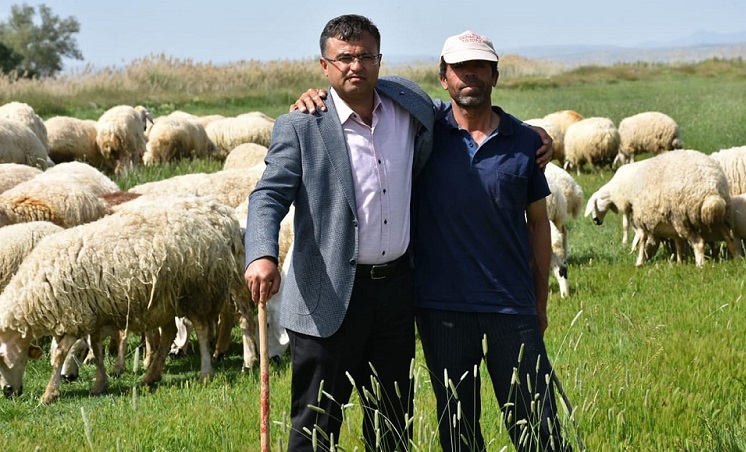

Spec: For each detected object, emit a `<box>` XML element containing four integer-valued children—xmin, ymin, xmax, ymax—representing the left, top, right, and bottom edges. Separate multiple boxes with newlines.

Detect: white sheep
<box><xmin>0</xmin><ymin>163</ymin><xmax>42</xmax><ymax>194</ymax></box>
<box><xmin>0</xmin><ymin>172</ymin><xmax>112</xmax><ymax>228</ymax></box>
<box><xmin>614</xmin><ymin>111</ymin><xmax>683</xmax><ymax>166</ymax></box>
<box><xmin>96</xmin><ymin>105</ymin><xmax>153</xmax><ymax>173</ymax></box>
<box><xmin>545</xmin><ymin>162</ymin><xmax>584</xmax><ymax>220</ymax></box>
<box><xmin>563</xmin><ymin>117</ymin><xmax>620</xmax><ymax>175</ymax></box>
<box><xmin>710</xmin><ymin>146</ymin><xmax>746</xmax><ymax>196</ymax></box>
<box><xmin>0</xmin><ymin>195</ymin><xmax>246</xmax><ymax>403</ymax></box>
<box><xmin>730</xmin><ymin>193</ymin><xmax>746</xmax><ymax>252</ymax></box>
<box><xmin>0</xmin><ymin>221</ymin><xmax>63</xmax><ymax>290</ymax></box>
<box><xmin>0</xmin><ymin>101</ymin><xmax>48</xmax><ymax>150</ymax></box>
<box><xmin>524</xmin><ymin>118</ymin><xmax>564</xmax><ymax>164</ymax></box>
<box><xmin>128</xmin><ymin>165</ymin><xmax>266</xmax><ymax>208</ymax></box>
<box><xmin>205</xmin><ymin>113</ymin><xmax>275</xmax><ymax>158</ymax></box>
<box><xmin>44</xmin><ymin>161</ymin><xmax>121</xmax><ymax>195</ymax></box>
<box><xmin>223</xmin><ymin>142</ymin><xmax>268</xmax><ymax>170</ymax></box>
<box><xmin>0</xmin><ymin>117</ymin><xmax>50</xmax><ymax>170</ymax></box>
<box><xmin>628</xmin><ymin>150</ymin><xmax>739</xmax><ymax>266</ymax></box>
<box><xmin>545</xmin><ymin>177</ymin><xmax>570</xmax><ymax>297</ymax></box>
<box><xmin>143</xmin><ymin>115</ymin><xmax>219</xmax><ymax>165</ymax></box>
<box><xmin>45</xmin><ymin>116</ymin><xmax>100</xmax><ymax>167</ymax></box>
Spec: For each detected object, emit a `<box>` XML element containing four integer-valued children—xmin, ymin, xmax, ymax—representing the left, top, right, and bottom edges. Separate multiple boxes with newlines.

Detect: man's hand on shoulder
<box><xmin>290</xmin><ymin>89</ymin><xmax>328</xmax><ymax>113</ymax></box>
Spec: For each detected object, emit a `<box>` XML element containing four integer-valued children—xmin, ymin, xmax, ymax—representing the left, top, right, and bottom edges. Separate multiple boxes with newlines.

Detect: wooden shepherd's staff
<box><xmin>258</xmin><ymin>302</ymin><xmax>270</xmax><ymax>452</ymax></box>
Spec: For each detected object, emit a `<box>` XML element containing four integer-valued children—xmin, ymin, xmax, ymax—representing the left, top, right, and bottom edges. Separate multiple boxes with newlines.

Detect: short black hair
<box><xmin>319</xmin><ymin>14</ymin><xmax>381</xmax><ymax>58</ymax></box>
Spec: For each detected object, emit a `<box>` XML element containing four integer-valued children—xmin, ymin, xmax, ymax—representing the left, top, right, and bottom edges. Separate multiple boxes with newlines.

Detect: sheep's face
<box><xmin>585</xmin><ymin>192</ymin><xmax>615</xmax><ymax>225</ymax></box>
<box><xmin>0</xmin><ymin>331</ymin><xmax>42</xmax><ymax>398</ymax></box>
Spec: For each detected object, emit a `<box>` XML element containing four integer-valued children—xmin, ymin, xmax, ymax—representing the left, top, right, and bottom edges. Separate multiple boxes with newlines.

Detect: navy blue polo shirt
<box><xmin>413</xmin><ymin>105</ymin><xmax>550</xmax><ymax>314</ymax></box>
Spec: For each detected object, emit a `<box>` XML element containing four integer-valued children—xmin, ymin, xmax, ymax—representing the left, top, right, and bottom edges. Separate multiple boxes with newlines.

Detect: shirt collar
<box><xmin>329</xmin><ymin>87</ymin><xmax>383</xmax><ymax>125</ymax></box>
<box><xmin>443</xmin><ymin>105</ymin><xmax>513</xmax><ymax>136</ymax></box>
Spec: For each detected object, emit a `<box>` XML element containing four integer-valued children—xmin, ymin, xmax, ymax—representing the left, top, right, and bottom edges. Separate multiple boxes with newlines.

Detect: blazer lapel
<box><xmin>317</xmin><ymin>97</ymin><xmax>357</xmax><ymax>215</ymax></box>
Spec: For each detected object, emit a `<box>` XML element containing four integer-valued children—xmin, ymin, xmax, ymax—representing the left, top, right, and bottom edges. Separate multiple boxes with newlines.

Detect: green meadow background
<box><xmin>0</xmin><ymin>56</ymin><xmax>745</xmax><ymax>451</ymax></box>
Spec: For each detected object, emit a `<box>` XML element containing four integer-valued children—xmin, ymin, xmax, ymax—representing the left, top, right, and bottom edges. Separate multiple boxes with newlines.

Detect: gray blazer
<box><xmin>245</xmin><ymin>75</ymin><xmax>435</xmax><ymax>337</ymax></box>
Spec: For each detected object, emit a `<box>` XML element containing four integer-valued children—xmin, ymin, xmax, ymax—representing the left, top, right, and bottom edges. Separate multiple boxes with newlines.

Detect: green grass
<box><xmin>1</xmin><ymin>58</ymin><xmax>746</xmax><ymax>451</ymax></box>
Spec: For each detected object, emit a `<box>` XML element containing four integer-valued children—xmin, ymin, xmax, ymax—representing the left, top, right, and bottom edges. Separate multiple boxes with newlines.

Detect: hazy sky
<box><xmin>3</xmin><ymin>0</ymin><xmax>745</xmax><ymax>69</ymax></box>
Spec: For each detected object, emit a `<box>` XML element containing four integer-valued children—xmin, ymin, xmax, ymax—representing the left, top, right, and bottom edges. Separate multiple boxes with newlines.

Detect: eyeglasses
<box><xmin>323</xmin><ymin>53</ymin><xmax>382</xmax><ymax>67</ymax></box>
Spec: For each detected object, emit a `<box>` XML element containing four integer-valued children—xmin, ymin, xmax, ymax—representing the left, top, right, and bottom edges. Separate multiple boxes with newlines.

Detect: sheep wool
<box><xmin>45</xmin><ymin>116</ymin><xmax>100</xmax><ymax>167</ymax></box>
<box><xmin>0</xmin><ymin>163</ymin><xmax>42</xmax><ymax>194</ymax></box>
<box><xmin>143</xmin><ymin>115</ymin><xmax>218</xmax><ymax>165</ymax></box>
<box><xmin>563</xmin><ymin>117</ymin><xmax>619</xmax><ymax>174</ymax></box>
<box><xmin>0</xmin><ymin>195</ymin><xmax>245</xmax><ymax>403</ymax></box>
<box><xmin>616</xmin><ymin>111</ymin><xmax>682</xmax><ymax>165</ymax></box>
<box><xmin>223</xmin><ymin>142</ymin><xmax>268</xmax><ymax>170</ymax></box>
<box><xmin>0</xmin><ymin>221</ymin><xmax>63</xmax><ymax>291</ymax></box>
<box><xmin>524</xmin><ymin>118</ymin><xmax>565</xmax><ymax>164</ymax></box>
<box><xmin>205</xmin><ymin>113</ymin><xmax>275</xmax><ymax>158</ymax></box>
<box><xmin>710</xmin><ymin>146</ymin><xmax>746</xmax><ymax>196</ymax></box>
<box><xmin>0</xmin><ymin>101</ymin><xmax>48</xmax><ymax>150</ymax></box>
<box><xmin>96</xmin><ymin>105</ymin><xmax>152</xmax><ymax>173</ymax></box>
<box><xmin>44</xmin><ymin>161</ymin><xmax>121</xmax><ymax>195</ymax></box>
<box><xmin>0</xmin><ymin>118</ymin><xmax>50</xmax><ymax>170</ymax></box>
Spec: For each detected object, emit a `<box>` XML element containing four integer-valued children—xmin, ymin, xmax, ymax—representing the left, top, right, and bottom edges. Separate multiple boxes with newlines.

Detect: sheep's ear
<box><xmin>28</xmin><ymin>344</ymin><xmax>43</xmax><ymax>360</ymax></box>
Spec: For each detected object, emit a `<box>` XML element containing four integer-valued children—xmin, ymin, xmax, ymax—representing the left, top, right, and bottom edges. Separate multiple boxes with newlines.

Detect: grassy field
<box><xmin>1</xmin><ymin>57</ymin><xmax>745</xmax><ymax>451</ymax></box>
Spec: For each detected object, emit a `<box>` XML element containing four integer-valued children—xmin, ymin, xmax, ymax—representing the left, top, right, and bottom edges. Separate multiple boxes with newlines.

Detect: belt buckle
<box><xmin>370</xmin><ymin>263</ymin><xmax>388</xmax><ymax>280</ymax></box>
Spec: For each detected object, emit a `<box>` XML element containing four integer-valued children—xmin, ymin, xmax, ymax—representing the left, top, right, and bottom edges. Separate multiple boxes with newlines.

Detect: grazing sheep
<box><xmin>563</xmin><ymin>117</ymin><xmax>620</xmax><ymax>175</ymax></box>
<box><xmin>223</xmin><ymin>142</ymin><xmax>268</xmax><ymax>170</ymax></box>
<box><xmin>96</xmin><ymin>105</ymin><xmax>153</xmax><ymax>173</ymax></box>
<box><xmin>629</xmin><ymin>150</ymin><xmax>738</xmax><ymax>266</ymax></box>
<box><xmin>614</xmin><ymin>111</ymin><xmax>683</xmax><ymax>166</ymax></box>
<box><xmin>0</xmin><ymin>163</ymin><xmax>42</xmax><ymax>194</ymax></box>
<box><xmin>545</xmin><ymin>178</ymin><xmax>570</xmax><ymax>297</ymax></box>
<box><xmin>545</xmin><ymin>162</ymin><xmax>584</xmax><ymax>220</ymax></box>
<box><xmin>731</xmin><ymin>193</ymin><xmax>746</xmax><ymax>252</ymax></box>
<box><xmin>710</xmin><ymin>146</ymin><xmax>746</xmax><ymax>195</ymax></box>
<box><xmin>45</xmin><ymin>116</ymin><xmax>100</xmax><ymax>166</ymax></box>
<box><xmin>0</xmin><ymin>173</ymin><xmax>112</xmax><ymax>228</ymax></box>
<box><xmin>128</xmin><ymin>165</ymin><xmax>266</xmax><ymax>208</ymax></box>
<box><xmin>524</xmin><ymin>118</ymin><xmax>564</xmax><ymax>164</ymax></box>
<box><xmin>143</xmin><ymin>115</ymin><xmax>219</xmax><ymax>165</ymax></box>
<box><xmin>0</xmin><ymin>118</ymin><xmax>50</xmax><ymax>170</ymax></box>
<box><xmin>543</xmin><ymin>110</ymin><xmax>584</xmax><ymax>137</ymax></box>
<box><xmin>205</xmin><ymin>113</ymin><xmax>275</xmax><ymax>158</ymax></box>
<box><xmin>0</xmin><ymin>195</ymin><xmax>245</xmax><ymax>403</ymax></box>
<box><xmin>0</xmin><ymin>101</ymin><xmax>48</xmax><ymax>150</ymax></box>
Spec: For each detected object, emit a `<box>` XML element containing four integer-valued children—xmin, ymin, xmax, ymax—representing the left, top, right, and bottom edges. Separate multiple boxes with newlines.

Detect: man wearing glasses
<box><xmin>245</xmin><ymin>14</ymin><xmax>435</xmax><ymax>451</ymax></box>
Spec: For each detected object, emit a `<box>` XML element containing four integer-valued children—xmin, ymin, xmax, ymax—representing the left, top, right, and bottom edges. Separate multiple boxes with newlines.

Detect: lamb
<box><xmin>627</xmin><ymin>150</ymin><xmax>738</xmax><ymax>266</ymax></box>
<box><xmin>0</xmin><ymin>195</ymin><xmax>246</xmax><ymax>404</ymax></box>
<box><xmin>709</xmin><ymin>146</ymin><xmax>746</xmax><ymax>195</ymax></box>
<box><xmin>96</xmin><ymin>105</ymin><xmax>153</xmax><ymax>173</ymax></box>
<box><xmin>205</xmin><ymin>113</ymin><xmax>275</xmax><ymax>158</ymax></box>
<box><xmin>143</xmin><ymin>115</ymin><xmax>219</xmax><ymax>165</ymax></box>
<box><xmin>524</xmin><ymin>118</ymin><xmax>564</xmax><ymax>164</ymax></box>
<box><xmin>563</xmin><ymin>117</ymin><xmax>620</xmax><ymax>175</ymax></box>
<box><xmin>0</xmin><ymin>117</ymin><xmax>50</xmax><ymax>170</ymax></box>
<box><xmin>614</xmin><ymin>111</ymin><xmax>683</xmax><ymax>166</ymax></box>
<box><xmin>0</xmin><ymin>172</ymin><xmax>113</xmax><ymax>228</ymax></box>
<box><xmin>128</xmin><ymin>165</ymin><xmax>266</xmax><ymax>208</ymax></box>
<box><xmin>45</xmin><ymin>116</ymin><xmax>101</xmax><ymax>167</ymax></box>
<box><xmin>0</xmin><ymin>101</ymin><xmax>48</xmax><ymax>150</ymax></box>
<box><xmin>223</xmin><ymin>142</ymin><xmax>268</xmax><ymax>170</ymax></box>
<box><xmin>0</xmin><ymin>163</ymin><xmax>42</xmax><ymax>194</ymax></box>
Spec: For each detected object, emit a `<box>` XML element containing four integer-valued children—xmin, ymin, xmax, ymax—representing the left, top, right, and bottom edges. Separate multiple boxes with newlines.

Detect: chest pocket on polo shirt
<box><xmin>491</xmin><ymin>170</ymin><xmax>528</xmax><ymax>210</ymax></box>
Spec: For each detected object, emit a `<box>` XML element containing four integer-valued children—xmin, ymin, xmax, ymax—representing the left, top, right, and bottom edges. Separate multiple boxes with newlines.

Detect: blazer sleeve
<box><xmin>244</xmin><ymin>113</ymin><xmax>300</xmax><ymax>267</ymax></box>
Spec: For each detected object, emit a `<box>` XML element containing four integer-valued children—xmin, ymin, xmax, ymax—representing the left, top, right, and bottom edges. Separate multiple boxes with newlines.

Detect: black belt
<box><xmin>356</xmin><ymin>253</ymin><xmax>410</xmax><ymax>280</ymax></box>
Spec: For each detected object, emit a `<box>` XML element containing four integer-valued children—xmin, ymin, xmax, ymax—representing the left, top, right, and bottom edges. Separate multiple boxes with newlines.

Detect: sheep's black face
<box><xmin>593</xmin><ymin>217</ymin><xmax>603</xmax><ymax>225</ymax></box>
<box><xmin>2</xmin><ymin>384</ymin><xmax>21</xmax><ymax>398</ymax></box>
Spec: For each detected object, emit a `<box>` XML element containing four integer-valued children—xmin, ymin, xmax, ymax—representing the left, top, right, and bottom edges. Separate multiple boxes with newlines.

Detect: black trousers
<box><xmin>416</xmin><ymin>309</ymin><xmax>570</xmax><ymax>452</ymax></box>
<box><xmin>287</xmin><ymin>266</ymin><xmax>415</xmax><ymax>451</ymax></box>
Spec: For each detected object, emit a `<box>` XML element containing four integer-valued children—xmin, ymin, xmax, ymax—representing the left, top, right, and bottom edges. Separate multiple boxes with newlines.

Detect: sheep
<box><xmin>205</xmin><ymin>113</ymin><xmax>275</xmax><ymax>158</ymax></box>
<box><xmin>143</xmin><ymin>115</ymin><xmax>219</xmax><ymax>165</ymax></box>
<box><xmin>709</xmin><ymin>146</ymin><xmax>746</xmax><ymax>195</ymax></box>
<box><xmin>543</xmin><ymin>110</ymin><xmax>584</xmax><ymax>137</ymax></box>
<box><xmin>0</xmin><ymin>117</ymin><xmax>50</xmax><ymax>170</ymax></box>
<box><xmin>614</xmin><ymin>111</ymin><xmax>683</xmax><ymax>166</ymax></box>
<box><xmin>0</xmin><ymin>163</ymin><xmax>42</xmax><ymax>194</ymax></box>
<box><xmin>0</xmin><ymin>195</ymin><xmax>246</xmax><ymax>403</ymax></box>
<box><xmin>128</xmin><ymin>165</ymin><xmax>266</xmax><ymax>208</ymax></box>
<box><xmin>627</xmin><ymin>150</ymin><xmax>738</xmax><ymax>266</ymax></box>
<box><xmin>0</xmin><ymin>101</ymin><xmax>48</xmax><ymax>150</ymax></box>
<box><xmin>545</xmin><ymin>162</ymin><xmax>584</xmax><ymax>220</ymax></box>
<box><xmin>731</xmin><ymin>193</ymin><xmax>746</xmax><ymax>252</ymax></box>
<box><xmin>0</xmin><ymin>173</ymin><xmax>112</xmax><ymax>228</ymax></box>
<box><xmin>563</xmin><ymin>117</ymin><xmax>620</xmax><ymax>175</ymax></box>
<box><xmin>524</xmin><ymin>118</ymin><xmax>564</xmax><ymax>164</ymax></box>
<box><xmin>96</xmin><ymin>105</ymin><xmax>153</xmax><ymax>173</ymax></box>
<box><xmin>223</xmin><ymin>142</ymin><xmax>268</xmax><ymax>170</ymax></box>
<box><xmin>545</xmin><ymin>177</ymin><xmax>570</xmax><ymax>297</ymax></box>
<box><xmin>45</xmin><ymin>116</ymin><xmax>101</xmax><ymax>167</ymax></box>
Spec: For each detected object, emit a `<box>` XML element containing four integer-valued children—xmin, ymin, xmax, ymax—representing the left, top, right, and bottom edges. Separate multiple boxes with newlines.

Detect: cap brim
<box><xmin>442</xmin><ymin>49</ymin><xmax>499</xmax><ymax>64</ymax></box>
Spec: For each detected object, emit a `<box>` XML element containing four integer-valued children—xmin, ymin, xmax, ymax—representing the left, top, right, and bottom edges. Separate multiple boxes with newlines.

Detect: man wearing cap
<box><xmin>413</xmin><ymin>30</ymin><xmax>570</xmax><ymax>451</ymax></box>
